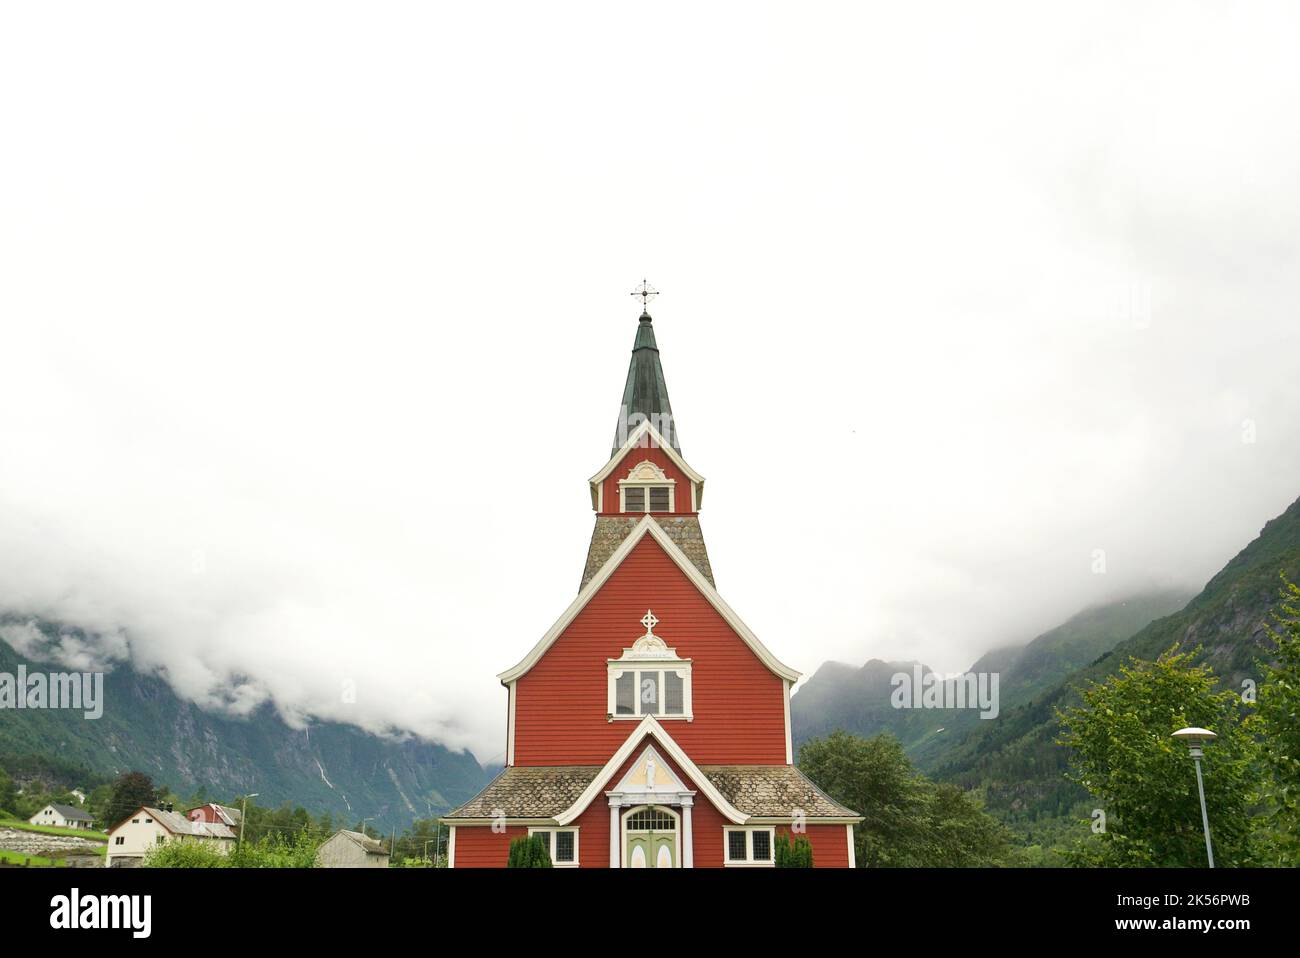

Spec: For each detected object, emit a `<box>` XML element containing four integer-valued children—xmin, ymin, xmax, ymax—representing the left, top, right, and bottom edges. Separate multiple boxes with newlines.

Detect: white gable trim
<box><xmin>553</xmin><ymin>715</ymin><xmax>747</xmax><ymax>825</ymax></box>
<box><xmin>588</xmin><ymin>420</ymin><xmax>706</xmax><ymax>510</ymax></box>
<box><xmin>497</xmin><ymin>515</ymin><xmax>800</xmax><ymax>684</ymax></box>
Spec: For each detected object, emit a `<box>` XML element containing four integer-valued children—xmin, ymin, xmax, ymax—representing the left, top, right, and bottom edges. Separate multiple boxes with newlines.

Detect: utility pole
<box><xmin>239</xmin><ymin>793</ymin><xmax>259</xmax><ymax>850</ymax></box>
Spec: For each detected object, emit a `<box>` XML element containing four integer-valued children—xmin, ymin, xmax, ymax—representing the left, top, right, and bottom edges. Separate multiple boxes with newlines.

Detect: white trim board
<box><xmin>553</xmin><ymin>715</ymin><xmax>748</xmax><ymax>826</ymax></box>
<box><xmin>589</xmin><ymin>421</ymin><xmax>705</xmax><ymax>511</ymax></box>
<box><xmin>497</xmin><ymin>514</ymin><xmax>800</xmax><ymax>685</ymax></box>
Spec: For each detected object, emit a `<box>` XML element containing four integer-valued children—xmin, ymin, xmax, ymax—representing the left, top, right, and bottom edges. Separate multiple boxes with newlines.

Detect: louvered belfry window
<box><xmin>621</xmin><ymin>485</ymin><xmax>671</xmax><ymax>512</ymax></box>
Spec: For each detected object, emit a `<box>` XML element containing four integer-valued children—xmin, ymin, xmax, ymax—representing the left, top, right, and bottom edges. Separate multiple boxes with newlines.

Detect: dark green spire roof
<box><xmin>612</xmin><ymin>310</ymin><xmax>681</xmax><ymax>457</ymax></box>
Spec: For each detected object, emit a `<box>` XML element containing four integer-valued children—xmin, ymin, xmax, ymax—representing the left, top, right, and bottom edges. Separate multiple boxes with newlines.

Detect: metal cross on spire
<box><xmin>631</xmin><ymin>279</ymin><xmax>658</xmax><ymax>312</ymax></box>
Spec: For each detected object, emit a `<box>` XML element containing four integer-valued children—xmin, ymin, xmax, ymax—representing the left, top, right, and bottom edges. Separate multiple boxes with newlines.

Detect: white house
<box><xmin>105</xmin><ymin>806</ymin><xmax>236</xmax><ymax>867</ymax></box>
<box><xmin>316</xmin><ymin>830</ymin><xmax>390</xmax><ymax>868</ymax></box>
<box><xmin>29</xmin><ymin>803</ymin><xmax>96</xmax><ymax>830</ymax></box>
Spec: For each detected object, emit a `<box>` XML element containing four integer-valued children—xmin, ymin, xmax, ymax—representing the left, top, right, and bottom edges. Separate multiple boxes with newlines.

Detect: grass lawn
<box><xmin>0</xmin><ymin>848</ymin><xmax>62</xmax><ymax>867</ymax></box>
<box><xmin>0</xmin><ymin>819</ymin><xmax>109</xmax><ymax>842</ymax></box>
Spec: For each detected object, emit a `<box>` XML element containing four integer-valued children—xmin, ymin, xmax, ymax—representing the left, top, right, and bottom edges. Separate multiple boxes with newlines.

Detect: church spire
<box><xmin>613</xmin><ymin>282</ymin><xmax>680</xmax><ymax>457</ymax></box>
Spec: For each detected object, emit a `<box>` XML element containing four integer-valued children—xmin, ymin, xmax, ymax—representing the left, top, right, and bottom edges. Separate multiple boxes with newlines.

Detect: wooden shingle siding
<box><xmin>514</xmin><ymin>535</ymin><xmax>788</xmax><ymax>766</ymax></box>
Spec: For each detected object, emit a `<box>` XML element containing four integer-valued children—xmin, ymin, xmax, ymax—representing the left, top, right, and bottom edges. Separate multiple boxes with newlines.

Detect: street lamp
<box><xmin>239</xmin><ymin>794</ymin><xmax>258</xmax><ymax>850</ymax></box>
<box><xmin>1172</xmin><ymin>728</ymin><xmax>1216</xmax><ymax>868</ymax></box>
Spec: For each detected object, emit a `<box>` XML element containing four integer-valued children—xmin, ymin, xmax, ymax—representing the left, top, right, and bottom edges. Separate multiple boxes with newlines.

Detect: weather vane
<box><xmin>631</xmin><ymin>278</ymin><xmax>658</xmax><ymax>312</ymax></box>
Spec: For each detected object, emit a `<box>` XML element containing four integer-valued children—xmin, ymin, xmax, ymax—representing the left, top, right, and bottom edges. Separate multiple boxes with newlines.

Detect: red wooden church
<box><xmin>444</xmin><ymin>290</ymin><xmax>861</xmax><ymax>868</ymax></box>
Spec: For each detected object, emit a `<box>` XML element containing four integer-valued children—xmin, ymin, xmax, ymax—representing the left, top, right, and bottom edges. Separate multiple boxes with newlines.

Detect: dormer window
<box><xmin>619</xmin><ymin>460</ymin><xmax>675</xmax><ymax>513</ymax></box>
<box><xmin>608</xmin><ymin>610</ymin><xmax>692</xmax><ymax>721</ymax></box>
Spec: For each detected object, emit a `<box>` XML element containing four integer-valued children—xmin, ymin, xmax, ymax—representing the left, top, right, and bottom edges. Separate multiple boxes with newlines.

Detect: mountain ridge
<box><xmin>0</xmin><ymin>623</ymin><xmax>489</xmax><ymax>832</ymax></box>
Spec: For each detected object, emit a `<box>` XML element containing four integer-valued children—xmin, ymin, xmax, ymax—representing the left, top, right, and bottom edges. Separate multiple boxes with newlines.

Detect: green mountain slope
<box><xmin>791</xmin><ymin>591</ymin><xmax>1190</xmax><ymax>771</ymax></box>
<box><xmin>0</xmin><ymin>626</ymin><xmax>488</xmax><ymax>833</ymax></box>
<box><xmin>932</xmin><ymin>494</ymin><xmax>1300</xmax><ymax>822</ymax></box>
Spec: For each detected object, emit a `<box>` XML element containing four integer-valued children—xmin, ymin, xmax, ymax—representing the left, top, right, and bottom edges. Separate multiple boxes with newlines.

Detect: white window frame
<box><xmin>618</xmin><ymin>460</ymin><xmax>677</xmax><ymax>514</ymax></box>
<box><xmin>723</xmin><ymin>827</ymin><xmax>776</xmax><ymax>867</ymax></box>
<box><xmin>607</xmin><ymin>664</ymin><xmax>693</xmax><ymax>721</ymax></box>
<box><xmin>528</xmin><ymin>827</ymin><xmax>580</xmax><ymax>867</ymax></box>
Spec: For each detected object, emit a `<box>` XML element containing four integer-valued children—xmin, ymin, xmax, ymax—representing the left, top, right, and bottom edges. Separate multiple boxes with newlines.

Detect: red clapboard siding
<box><xmin>598</xmin><ymin>443</ymin><xmax>697</xmax><ymax>516</ymax></box>
<box><xmin>451</xmin><ymin>825</ymin><xmax>527</xmax><ymax>868</ymax></box>
<box><xmin>775</xmin><ymin>824</ymin><xmax>852</xmax><ymax>869</ymax></box>
<box><xmin>513</xmin><ymin>535</ymin><xmax>788</xmax><ymax>766</ymax></box>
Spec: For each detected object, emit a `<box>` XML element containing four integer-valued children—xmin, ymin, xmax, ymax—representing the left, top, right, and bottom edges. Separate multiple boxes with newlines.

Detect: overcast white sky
<box><xmin>2</xmin><ymin>2</ymin><xmax>1299</xmax><ymax>763</ymax></box>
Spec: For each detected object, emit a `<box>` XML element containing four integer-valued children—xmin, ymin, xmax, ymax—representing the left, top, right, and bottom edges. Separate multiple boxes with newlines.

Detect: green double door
<box><xmin>626</xmin><ymin>807</ymin><xmax>677</xmax><ymax>868</ymax></box>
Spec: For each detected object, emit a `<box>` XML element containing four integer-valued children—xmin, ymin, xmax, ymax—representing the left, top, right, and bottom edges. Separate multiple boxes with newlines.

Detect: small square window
<box><xmin>530</xmin><ymin>828</ymin><xmax>577</xmax><ymax>866</ymax></box>
<box><xmin>726</xmin><ymin>828</ymin><xmax>775</xmax><ymax>865</ymax></box>
<box><xmin>624</xmin><ymin>487</ymin><xmax>645</xmax><ymax>511</ymax></box>
<box><xmin>648</xmin><ymin>487</ymin><xmax>670</xmax><ymax>511</ymax></box>
<box><xmin>555</xmin><ymin>831</ymin><xmax>575</xmax><ymax>863</ymax></box>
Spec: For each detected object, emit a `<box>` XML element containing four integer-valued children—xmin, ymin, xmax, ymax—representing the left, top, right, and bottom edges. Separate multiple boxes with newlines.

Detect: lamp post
<box><xmin>239</xmin><ymin>793</ymin><xmax>258</xmax><ymax>850</ymax></box>
<box><xmin>1172</xmin><ymin>728</ymin><xmax>1216</xmax><ymax>868</ymax></box>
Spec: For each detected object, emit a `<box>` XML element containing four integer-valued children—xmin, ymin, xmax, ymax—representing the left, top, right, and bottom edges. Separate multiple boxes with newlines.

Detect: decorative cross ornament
<box><xmin>631</xmin><ymin>279</ymin><xmax>658</xmax><ymax>311</ymax></box>
<box><xmin>640</xmin><ymin>610</ymin><xmax>659</xmax><ymax>635</ymax></box>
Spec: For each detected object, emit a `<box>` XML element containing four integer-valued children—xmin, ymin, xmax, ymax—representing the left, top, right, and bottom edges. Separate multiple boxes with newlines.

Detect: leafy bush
<box><xmin>506</xmin><ymin>834</ymin><xmax>552</xmax><ymax>868</ymax></box>
<box><xmin>774</xmin><ymin>833</ymin><xmax>814</xmax><ymax>867</ymax></box>
<box><xmin>142</xmin><ymin>841</ymin><xmax>229</xmax><ymax>868</ymax></box>
<box><xmin>227</xmin><ymin>831</ymin><xmax>320</xmax><ymax>868</ymax></box>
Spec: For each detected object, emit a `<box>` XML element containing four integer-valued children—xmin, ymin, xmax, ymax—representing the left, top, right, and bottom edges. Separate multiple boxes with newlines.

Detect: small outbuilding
<box><xmin>317</xmin><ymin>829</ymin><xmax>390</xmax><ymax>868</ymax></box>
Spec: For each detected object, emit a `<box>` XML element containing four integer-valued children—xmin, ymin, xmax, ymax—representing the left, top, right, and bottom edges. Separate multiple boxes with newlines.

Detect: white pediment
<box><xmin>612</xmin><ymin>745</ymin><xmax>687</xmax><ymax>797</ymax></box>
<box><xmin>621</xmin><ymin>459</ymin><xmax>672</xmax><ymax>484</ymax></box>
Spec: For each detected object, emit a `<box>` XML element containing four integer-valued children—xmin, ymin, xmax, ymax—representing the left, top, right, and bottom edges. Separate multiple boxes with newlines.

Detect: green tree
<box><xmin>774</xmin><ymin>833</ymin><xmax>814</xmax><ymax>867</ymax></box>
<box><xmin>506</xmin><ymin>833</ymin><xmax>552</xmax><ymax>868</ymax></box>
<box><xmin>105</xmin><ymin>772</ymin><xmax>158</xmax><ymax>829</ymax></box>
<box><xmin>799</xmin><ymin>730</ymin><xmax>1012</xmax><ymax>867</ymax></box>
<box><xmin>1058</xmin><ymin>647</ymin><xmax>1257</xmax><ymax>867</ymax></box>
<box><xmin>0</xmin><ymin>767</ymin><xmax>16</xmax><ymax>815</ymax></box>
<box><xmin>1254</xmin><ymin>576</ymin><xmax>1300</xmax><ymax>865</ymax></box>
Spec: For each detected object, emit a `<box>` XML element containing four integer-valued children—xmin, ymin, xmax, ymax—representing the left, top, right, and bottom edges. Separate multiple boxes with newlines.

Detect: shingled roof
<box><xmin>47</xmin><ymin>803</ymin><xmax>94</xmax><ymax>822</ymax></box>
<box><xmin>443</xmin><ymin>764</ymin><xmax>859</xmax><ymax>821</ymax></box>
<box><xmin>699</xmin><ymin>765</ymin><xmax>859</xmax><ymax>819</ymax></box>
<box><xmin>444</xmin><ymin>766</ymin><xmax>603</xmax><ymax>820</ymax></box>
